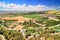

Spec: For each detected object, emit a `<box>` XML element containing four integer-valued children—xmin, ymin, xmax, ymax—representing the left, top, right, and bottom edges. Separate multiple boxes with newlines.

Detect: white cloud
<box><xmin>56</xmin><ymin>6</ymin><xmax>60</xmax><ymax>8</ymax></box>
<box><xmin>0</xmin><ymin>2</ymin><xmax>54</xmax><ymax>11</ymax></box>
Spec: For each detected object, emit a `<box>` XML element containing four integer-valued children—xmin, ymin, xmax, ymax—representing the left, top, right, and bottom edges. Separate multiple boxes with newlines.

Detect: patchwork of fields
<box><xmin>0</xmin><ymin>11</ymin><xmax>60</xmax><ymax>40</ymax></box>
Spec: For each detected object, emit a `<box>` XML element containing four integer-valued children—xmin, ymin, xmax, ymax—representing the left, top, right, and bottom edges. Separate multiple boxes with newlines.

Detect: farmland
<box><xmin>0</xmin><ymin>11</ymin><xmax>60</xmax><ymax>40</ymax></box>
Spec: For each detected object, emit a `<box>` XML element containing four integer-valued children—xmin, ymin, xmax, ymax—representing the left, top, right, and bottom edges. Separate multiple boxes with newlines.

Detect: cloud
<box><xmin>56</xmin><ymin>6</ymin><xmax>60</xmax><ymax>9</ymax></box>
<box><xmin>0</xmin><ymin>2</ymin><xmax>54</xmax><ymax>11</ymax></box>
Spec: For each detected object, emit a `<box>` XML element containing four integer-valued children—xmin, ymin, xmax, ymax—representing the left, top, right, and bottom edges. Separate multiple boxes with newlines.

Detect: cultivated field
<box><xmin>0</xmin><ymin>11</ymin><xmax>60</xmax><ymax>40</ymax></box>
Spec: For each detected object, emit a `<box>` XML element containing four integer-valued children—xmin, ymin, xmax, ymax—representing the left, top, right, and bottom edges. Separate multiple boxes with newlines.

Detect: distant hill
<box><xmin>0</xmin><ymin>10</ymin><xmax>60</xmax><ymax>16</ymax></box>
<box><xmin>46</xmin><ymin>10</ymin><xmax>60</xmax><ymax>14</ymax></box>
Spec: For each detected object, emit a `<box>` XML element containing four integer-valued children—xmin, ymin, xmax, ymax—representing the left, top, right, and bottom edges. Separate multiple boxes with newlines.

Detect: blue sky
<box><xmin>0</xmin><ymin>0</ymin><xmax>60</xmax><ymax>6</ymax></box>
<box><xmin>0</xmin><ymin>0</ymin><xmax>60</xmax><ymax>11</ymax></box>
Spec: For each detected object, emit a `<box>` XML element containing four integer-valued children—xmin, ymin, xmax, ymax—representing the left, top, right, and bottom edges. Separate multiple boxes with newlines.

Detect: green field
<box><xmin>0</xmin><ymin>11</ymin><xmax>60</xmax><ymax>40</ymax></box>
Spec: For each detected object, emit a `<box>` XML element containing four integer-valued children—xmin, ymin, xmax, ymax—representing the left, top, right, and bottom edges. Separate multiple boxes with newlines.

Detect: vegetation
<box><xmin>0</xmin><ymin>27</ymin><xmax>25</xmax><ymax>40</ymax></box>
<box><xmin>0</xmin><ymin>11</ymin><xmax>60</xmax><ymax>40</ymax></box>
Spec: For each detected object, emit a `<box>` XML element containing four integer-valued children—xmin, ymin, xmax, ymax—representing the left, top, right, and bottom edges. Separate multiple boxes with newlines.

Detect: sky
<box><xmin>0</xmin><ymin>0</ymin><xmax>60</xmax><ymax>11</ymax></box>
